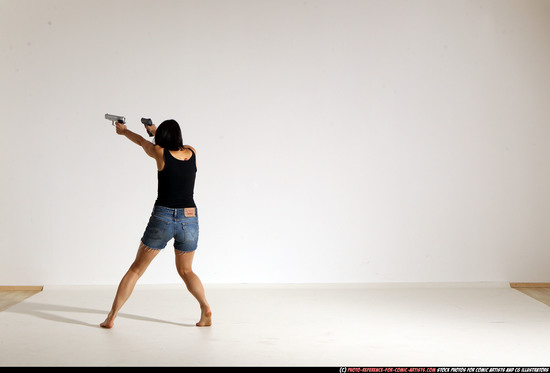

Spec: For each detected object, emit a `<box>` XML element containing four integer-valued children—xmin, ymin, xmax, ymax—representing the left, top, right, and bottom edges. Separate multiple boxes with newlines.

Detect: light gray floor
<box><xmin>1</xmin><ymin>283</ymin><xmax>550</xmax><ymax>366</ymax></box>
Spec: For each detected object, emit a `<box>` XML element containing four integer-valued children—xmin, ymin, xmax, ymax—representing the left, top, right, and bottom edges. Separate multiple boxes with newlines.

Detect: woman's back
<box><xmin>166</xmin><ymin>147</ymin><xmax>193</xmax><ymax>162</ymax></box>
<box><xmin>155</xmin><ymin>147</ymin><xmax>197</xmax><ymax>209</ymax></box>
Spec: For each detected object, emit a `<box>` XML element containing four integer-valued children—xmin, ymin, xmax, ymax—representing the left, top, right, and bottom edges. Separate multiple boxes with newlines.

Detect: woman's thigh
<box><xmin>175</xmin><ymin>249</ymin><xmax>195</xmax><ymax>273</ymax></box>
<box><xmin>129</xmin><ymin>242</ymin><xmax>161</xmax><ymax>275</ymax></box>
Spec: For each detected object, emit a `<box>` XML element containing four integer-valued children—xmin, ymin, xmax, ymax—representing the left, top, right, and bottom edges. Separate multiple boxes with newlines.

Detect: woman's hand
<box><xmin>147</xmin><ymin>124</ymin><xmax>157</xmax><ymax>136</ymax></box>
<box><xmin>115</xmin><ymin>122</ymin><xmax>127</xmax><ymax>135</ymax></box>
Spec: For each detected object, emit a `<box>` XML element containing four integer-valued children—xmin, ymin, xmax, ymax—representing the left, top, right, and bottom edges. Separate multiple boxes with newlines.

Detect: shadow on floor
<box><xmin>6</xmin><ymin>301</ymin><xmax>195</xmax><ymax>328</ymax></box>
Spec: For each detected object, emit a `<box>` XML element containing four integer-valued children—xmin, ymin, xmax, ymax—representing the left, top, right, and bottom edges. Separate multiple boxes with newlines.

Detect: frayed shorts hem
<box><xmin>174</xmin><ymin>246</ymin><xmax>197</xmax><ymax>254</ymax></box>
<box><xmin>140</xmin><ymin>241</ymin><xmax>165</xmax><ymax>251</ymax></box>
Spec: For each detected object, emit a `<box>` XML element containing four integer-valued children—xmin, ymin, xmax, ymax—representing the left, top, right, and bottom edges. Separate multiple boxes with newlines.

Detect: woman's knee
<box><xmin>129</xmin><ymin>262</ymin><xmax>148</xmax><ymax>277</ymax></box>
<box><xmin>177</xmin><ymin>264</ymin><xmax>194</xmax><ymax>278</ymax></box>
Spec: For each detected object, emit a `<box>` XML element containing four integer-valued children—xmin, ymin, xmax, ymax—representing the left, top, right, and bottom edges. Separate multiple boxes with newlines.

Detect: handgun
<box><xmin>105</xmin><ymin>114</ymin><xmax>126</xmax><ymax>126</ymax></box>
<box><xmin>141</xmin><ymin>118</ymin><xmax>154</xmax><ymax>137</ymax></box>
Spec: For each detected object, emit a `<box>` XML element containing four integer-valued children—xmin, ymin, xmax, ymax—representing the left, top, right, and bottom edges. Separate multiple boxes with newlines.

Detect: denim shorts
<box><xmin>141</xmin><ymin>205</ymin><xmax>199</xmax><ymax>252</ymax></box>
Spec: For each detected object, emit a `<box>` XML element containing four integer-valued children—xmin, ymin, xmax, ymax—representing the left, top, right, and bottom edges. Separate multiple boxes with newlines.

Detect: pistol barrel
<box><xmin>105</xmin><ymin>113</ymin><xmax>125</xmax><ymax>124</ymax></box>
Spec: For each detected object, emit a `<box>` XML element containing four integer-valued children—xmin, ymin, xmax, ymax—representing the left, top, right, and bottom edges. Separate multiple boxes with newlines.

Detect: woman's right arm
<box><xmin>116</xmin><ymin>122</ymin><xmax>163</xmax><ymax>161</ymax></box>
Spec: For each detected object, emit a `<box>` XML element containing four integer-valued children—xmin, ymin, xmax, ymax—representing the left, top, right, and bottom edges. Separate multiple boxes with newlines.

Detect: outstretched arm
<box><xmin>116</xmin><ymin>122</ymin><xmax>160</xmax><ymax>159</ymax></box>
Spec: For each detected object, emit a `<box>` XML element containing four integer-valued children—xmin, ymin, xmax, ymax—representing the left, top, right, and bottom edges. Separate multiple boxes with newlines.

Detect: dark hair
<box><xmin>154</xmin><ymin>119</ymin><xmax>184</xmax><ymax>150</ymax></box>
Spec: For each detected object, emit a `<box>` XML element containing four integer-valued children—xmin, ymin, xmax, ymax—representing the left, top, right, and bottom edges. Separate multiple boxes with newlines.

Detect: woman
<box><xmin>100</xmin><ymin>119</ymin><xmax>212</xmax><ymax>328</ymax></box>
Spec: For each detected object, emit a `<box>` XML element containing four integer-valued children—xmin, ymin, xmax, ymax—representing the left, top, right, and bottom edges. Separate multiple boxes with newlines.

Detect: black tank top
<box><xmin>155</xmin><ymin>148</ymin><xmax>197</xmax><ymax>208</ymax></box>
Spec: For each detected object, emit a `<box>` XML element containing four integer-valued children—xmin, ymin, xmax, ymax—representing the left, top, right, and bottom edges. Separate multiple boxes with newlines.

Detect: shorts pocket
<box><xmin>151</xmin><ymin>212</ymin><xmax>172</xmax><ymax>224</ymax></box>
<box><xmin>143</xmin><ymin>215</ymin><xmax>173</xmax><ymax>245</ymax></box>
<box><xmin>174</xmin><ymin>221</ymin><xmax>199</xmax><ymax>251</ymax></box>
<box><xmin>182</xmin><ymin>222</ymin><xmax>199</xmax><ymax>240</ymax></box>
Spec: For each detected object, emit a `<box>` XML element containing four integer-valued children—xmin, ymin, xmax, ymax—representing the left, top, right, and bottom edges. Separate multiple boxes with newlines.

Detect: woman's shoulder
<box><xmin>153</xmin><ymin>144</ymin><xmax>165</xmax><ymax>155</ymax></box>
<box><xmin>183</xmin><ymin>145</ymin><xmax>197</xmax><ymax>153</ymax></box>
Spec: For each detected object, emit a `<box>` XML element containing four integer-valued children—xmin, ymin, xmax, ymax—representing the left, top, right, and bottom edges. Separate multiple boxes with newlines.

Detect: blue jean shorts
<box><xmin>141</xmin><ymin>205</ymin><xmax>199</xmax><ymax>252</ymax></box>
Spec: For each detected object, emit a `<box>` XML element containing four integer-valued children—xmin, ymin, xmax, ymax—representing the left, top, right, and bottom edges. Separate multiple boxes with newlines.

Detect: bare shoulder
<box><xmin>143</xmin><ymin>140</ymin><xmax>164</xmax><ymax>160</ymax></box>
<box><xmin>154</xmin><ymin>144</ymin><xmax>164</xmax><ymax>155</ymax></box>
<box><xmin>152</xmin><ymin>144</ymin><xmax>164</xmax><ymax>159</ymax></box>
<box><xmin>183</xmin><ymin>145</ymin><xmax>198</xmax><ymax>167</ymax></box>
<box><xmin>183</xmin><ymin>145</ymin><xmax>197</xmax><ymax>154</ymax></box>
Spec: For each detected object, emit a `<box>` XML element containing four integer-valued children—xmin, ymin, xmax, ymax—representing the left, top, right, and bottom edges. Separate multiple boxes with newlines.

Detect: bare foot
<box><xmin>100</xmin><ymin>319</ymin><xmax>114</xmax><ymax>329</ymax></box>
<box><xmin>196</xmin><ymin>306</ymin><xmax>212</xmax><ymax>327</ymax></box>
<box><xmin>100</xmin><ymin>312</ymin><xmax>115</xmax><ymax>329</ymax></box>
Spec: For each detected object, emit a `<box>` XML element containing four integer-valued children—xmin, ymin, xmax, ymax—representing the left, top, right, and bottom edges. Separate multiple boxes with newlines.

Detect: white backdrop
<box><xmin>1</xmin><ymin>0</ymin><xmax>549</xmax><ymax>285</ymax></box>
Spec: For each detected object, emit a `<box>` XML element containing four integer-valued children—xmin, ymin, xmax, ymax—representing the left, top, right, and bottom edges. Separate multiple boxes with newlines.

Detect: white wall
<box><xmin>1</xmin><ymin>0</ymin><xmax>549</xmax><ymax>285</ymax></box>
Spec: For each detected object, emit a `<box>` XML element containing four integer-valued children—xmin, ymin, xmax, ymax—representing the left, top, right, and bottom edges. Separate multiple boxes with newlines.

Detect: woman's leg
<box><xmin>100</xmin><ymin>242</ymin><xmax>160</xmax><ymax>328</ymax></box>
<box><xmin>175</xmin><ymin>250</ymin><xmax>212</xmax><ymax>326</ymax></box>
